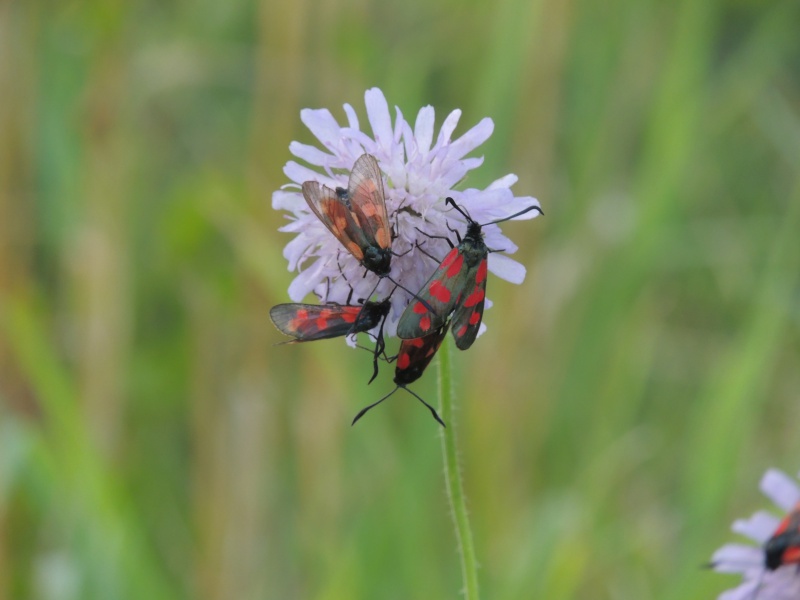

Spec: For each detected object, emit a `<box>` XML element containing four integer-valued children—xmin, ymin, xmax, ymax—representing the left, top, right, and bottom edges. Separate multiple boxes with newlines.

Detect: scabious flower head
<box><xmin>711</xmin><ymin>468</ymin><xmax>800</xmax><ymax>600</ymax></box>
<box><xmin>272</xmin><ymin>88</ymin><xmax>540</xmax><ymax>339</ymax></box>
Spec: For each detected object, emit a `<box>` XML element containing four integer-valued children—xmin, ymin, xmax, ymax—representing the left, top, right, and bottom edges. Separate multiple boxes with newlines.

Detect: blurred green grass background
<box><xmin>1</xmin><ymin>0</ymin><xmax>799</xmax><ymax>598</ymax></box>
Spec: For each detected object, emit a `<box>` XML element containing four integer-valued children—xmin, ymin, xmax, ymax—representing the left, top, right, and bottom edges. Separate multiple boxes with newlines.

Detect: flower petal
<box><xmin>732</xmin><ymin>510</ymin><xmax>781</xmax><ymax>544</ymax></box>
<box><xmin>488</xmin><ymin>173</ymin><xmax>519</xmax><ymax>189</ymax></box>
<box><xmin>414</xmin><ymin>106</ymin><xmax>435</xmax><ymax>156</ymax></box>
<box><xmin>284</xmin><ymin>161</ymin><xmax>338</xmax><ymax>187</ymax></box>
<box><xmin>365</xmin><ymin>88</ymin><xmax>393</xmax><ymax>153</ymax></box>
<box><xmin>272</xmin><ymin>190</ymin><xmax>304</xmax><ymax>211</ymax></box>
<box><xmin>761</xmin><ymin>468</ymin><xmax>800</xmax><ymax>511</ymax></box>
<box><xmin>343</xmin><ymin>103</ymin><xmax>360</xmax><ymax>130</ymax></box>
<box><xmin>436</xmin><ymin>109</ymin><xmax>462</xmax><ymax>147</ymax></box>
<box><xmin>393</xmin><ymin>106</ymin><xmax>405</xmax><ymax>145</ymax></box>
<box><xmin>711</xmin><ymin>543</ymin><xmax>764</xmax><ymax>573</ymax></box>
<box><xmin>287</xmin><ymin>259</ymin><xmax>327</xmax><ymax>301</ymax></box>
<box><xmin>448</xmin><ymin>117</ymin><xmax>494</xmax><ymax>160</ymax></box>
<box><xmin>289</xmin><ymin>141</ymin><xmax>335</xmax><ymax>167</ymax></box>
<box><xmin>300</xmin><ymin>108</ymin><xmax>342</xmax><ymax>150</ymax></box>
<box><xmin>488</xmin><ymin>253</ymin><xmax>526</xmax><ymax>284</ymax></box>
<box><xmin>718</xmin><ymin>579</ymin><xmax>760</xmax><ymax>600</ymax></box>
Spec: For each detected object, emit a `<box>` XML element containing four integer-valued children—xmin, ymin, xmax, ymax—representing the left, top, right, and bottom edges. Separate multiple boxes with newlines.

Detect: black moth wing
<box><xmin>269</xmin><ymin>302</ymin><xmax>388</xmax><ymax>342</ymax></box>
<box><xmin>394</xmin><ymin>324</ymin><xmax>450</xmax><ymax>386</ymax></box>
<box><xmin>396</xmin><ymin>245</ymin><xmax>471</xmax><ymax>339</ymax></box>
<box><xmin>450</xmin><ymin>255</ymin><xmax>488</xmax><ymax>350</ymax></box>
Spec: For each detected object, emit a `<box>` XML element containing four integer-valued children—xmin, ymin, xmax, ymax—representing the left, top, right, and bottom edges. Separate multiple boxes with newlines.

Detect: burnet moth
<box><xmin>351</xmin><ymin>324</ymin><xmax>449</xmax><ymax>427</ymax></box>
<box><xmin>302</xmin><ymin>153</ymin><xmax>434</xmax><ymax>310</ymax></box>
<box><xmin>396</xmin><ymin>197</ymin><xmax>541</xmax><ymax>350</ymax></box>
<box><xmin>710</xmin><ymin>501</ymin><xmax>800</xmax><ymax>600</ymax></box>
<box><xmin>269</xmin><ymin>300</ymin><xmax>390</xmax><ymax>342</ymax></box>
<box><xmin>741</xmin><ymin>502</ymin><xmax>800</xmax><ymax>599</ymax></box>
<box><xmin>269</xmin><ymin>300</ymin><xmax>391</xmax><ymax>382</ymax></box>
<box><xmin>763</xmin><ymin>501</ymin><xmax>800</xmax><ymax>574</ymax></box>
<box><xmin>302</xmin><ymin>153</ymin><xmax>392</xmax><ymax>276</ymax></box>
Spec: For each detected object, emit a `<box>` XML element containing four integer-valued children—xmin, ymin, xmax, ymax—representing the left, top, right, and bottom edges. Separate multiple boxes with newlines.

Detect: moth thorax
<box><xmin>394</xmin><ymin>365</ymin><xmax>424</xmax><ymax>386</ymax></box>
<box><xmin>335</xmin><ymin>187</ymin><xmax>353</xmax><ymax>209</ymax></box>
<box><xmin>465</xmin><ymin>221</ymin><xmax>483</xmax><ymax>241</ymax></box>
<box><xmin>362</xmin><ymin>246</ymin><xmax>392</xmax><ymax>276</ymax></box>
<box><xmin>357</xmin><ymin>300</ymin><xmax>389</xmax><ymax>329</ymax></box>
<box><xmin>764</xmin><ymin>532</ymin><xmax>800</xmax><ymax>571</ymax></box>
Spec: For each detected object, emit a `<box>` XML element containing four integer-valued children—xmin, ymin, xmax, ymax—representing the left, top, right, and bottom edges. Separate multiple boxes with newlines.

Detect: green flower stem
<box><xmin>437</xmin><ymin>338</ymin><xmax>480</xmax><ymax>599</ymax></box>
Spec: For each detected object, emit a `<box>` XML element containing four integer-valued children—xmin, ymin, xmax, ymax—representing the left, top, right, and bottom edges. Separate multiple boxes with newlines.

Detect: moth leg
<box><xmin>412</xmin><ymin>241</ymin><xmax>443</xmax><ymax>263</ymax></box>
<box><xmin>391</xmin><ymin>244</ymin><xmax>416</xmax><ymax>258</ymax></box>
<box><xmin>414</xmin><ymin>226</ymin><xmax>456</xmax><ymax>249</ymax></box>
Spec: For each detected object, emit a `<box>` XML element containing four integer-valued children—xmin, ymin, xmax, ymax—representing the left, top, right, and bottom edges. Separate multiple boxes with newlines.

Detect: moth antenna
<box><xmin>367</xmin><ymin>314</ymin><xmax>388</xmax><ymax>385</ymax></box>
<box><xmin>351</xmin><ymin>387</ymin><xmax>400</xmax><ymax>425</ymax></box>
<box><xmin>445</xmin><ymin>197</ymin><xmax>472</xmax><ymax>221</ymax></box>
<box><xmin>445</xmin><ymin>196</ymin><xmax>543</xmax><ymax>227</ymax></box>
<box><xmin>705</xmin><ymin>558</ymin><xmax>765</xmax><ymax>600</ymax></box>
<box><xmin>273</xmin><ymin>340</ymin><xmax>298</xmax><ymax>347</ymax></box>
<box><xmin>482</xmin><ymin>204</ymin><xmax>544</xmax><ymax>226</ymax></box>
<box><xmin>401</xmin><ymin>386</ymin><xmax>446</xmax><ymax>427</ymax></box>
<box><xmin>702</xmin><ymin>558</ymin><xmax>762</xmax><ymax>570</ymax></box>
<box><xmin>349</xmin><ymin>282</ymin><xmax>395</xmax><ymax>384</ymax></box>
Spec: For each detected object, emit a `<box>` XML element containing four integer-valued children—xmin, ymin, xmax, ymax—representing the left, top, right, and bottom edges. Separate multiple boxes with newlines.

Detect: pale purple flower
<box><xmin>711</xmin><ymin>468</ymin><xmax>800</xmax><ymax>599</ymax></box>
<box><xmin>272</xmin><ymin>87</ymin><xmax>540</xmax><ymax>339</ymax></box>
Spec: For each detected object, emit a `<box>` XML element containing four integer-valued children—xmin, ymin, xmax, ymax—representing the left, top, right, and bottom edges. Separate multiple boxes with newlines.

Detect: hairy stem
<box><xmin>438</xmin><ymin>339</ymin><xmax>480</xmax><ymax>599</ymax></box>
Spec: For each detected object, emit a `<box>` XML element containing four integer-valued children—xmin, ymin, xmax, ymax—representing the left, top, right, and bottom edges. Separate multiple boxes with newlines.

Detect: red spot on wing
<box><xmin>476</xmin><ymin>260</ymin><xmax>487</xmax><ymax>283</ymax></box>
<box><xmin>463</xmin><ymin>287</ymin><xmax>485</xmax><ymax>307</ymax></box>
<box><xmin>413</xmin><ymin>301</ymin><xmax>428</xmax><ymax>314</ymax></box>
<box><xmin>440</xmin><ymin>249</ymin><xmax>459</xmax><ymax>271</ymax></box>
<box><xmin>775</xmin><ymin>508</ymin><xmax>798</xmax><ymax>535</ymax></box>
<box><xmin>410</xmin><ymin>338</ymin><xmax>425</xmax><ymax>348</ymax></box>
<box><xmin>785</xmin><ymin>547</ymin><xmax>800</xmax><ymax>565</ymax></box>
<box><xmin>341</xmin><ymin>309</ymin><xmax>358</xmax><ymax>323</ymax></box>
<box><xmin>316</xmin><ymin>316</ymin><xmax>328</xmax><ymax>329</ymax></box>
<box><xmin>419</xmin><ymin>316</ymin><xmax>431</xmax><ymax>332</ymax></box>
<box><xmin>297</xmin><ymin>309</ymin><xmax>309</xmax><ymax>320</ymax></box>
<box><xmin>457</xmin><ymin>325</ymin><xmax>467</xmax><ymax>337</ymax></box>
<box><xmin>469</xmin><ymin>311</ymin><xmax>481</xmax><ymax>325</ymax></box>
<box><xmin>429</xmin><ymin>280</ymin><xmax>451</xmax><ymax>303</ymax></box>
<box><xmin>397</xmin><ymin>353</ymin><xmax>411</xmax><ymax>369</ymax></box>
<box><xmin>446</xmin><ymin>253</ymin><xmax>464</xmax><ymax>278</ymax></box>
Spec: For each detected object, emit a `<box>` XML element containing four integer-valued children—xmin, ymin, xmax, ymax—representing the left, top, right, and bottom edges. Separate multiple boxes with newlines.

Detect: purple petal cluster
<box><xmin>272</xmin><ymin>88</ymin><xmax>540</xmax><ymax>338</ymax></box>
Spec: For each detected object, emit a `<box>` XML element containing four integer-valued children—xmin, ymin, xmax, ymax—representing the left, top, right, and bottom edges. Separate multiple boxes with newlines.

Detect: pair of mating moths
<box><xmin>270</xmin><ymin>154</ymin><xmax>539</xmax><ymax>424</ymax></box>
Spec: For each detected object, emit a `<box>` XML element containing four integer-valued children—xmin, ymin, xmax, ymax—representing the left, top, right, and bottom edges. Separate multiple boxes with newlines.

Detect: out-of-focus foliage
<box><xmin>1</xmin><ymin>0</ymin><xmax>798</xmax><ymax>598</ymax></box>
